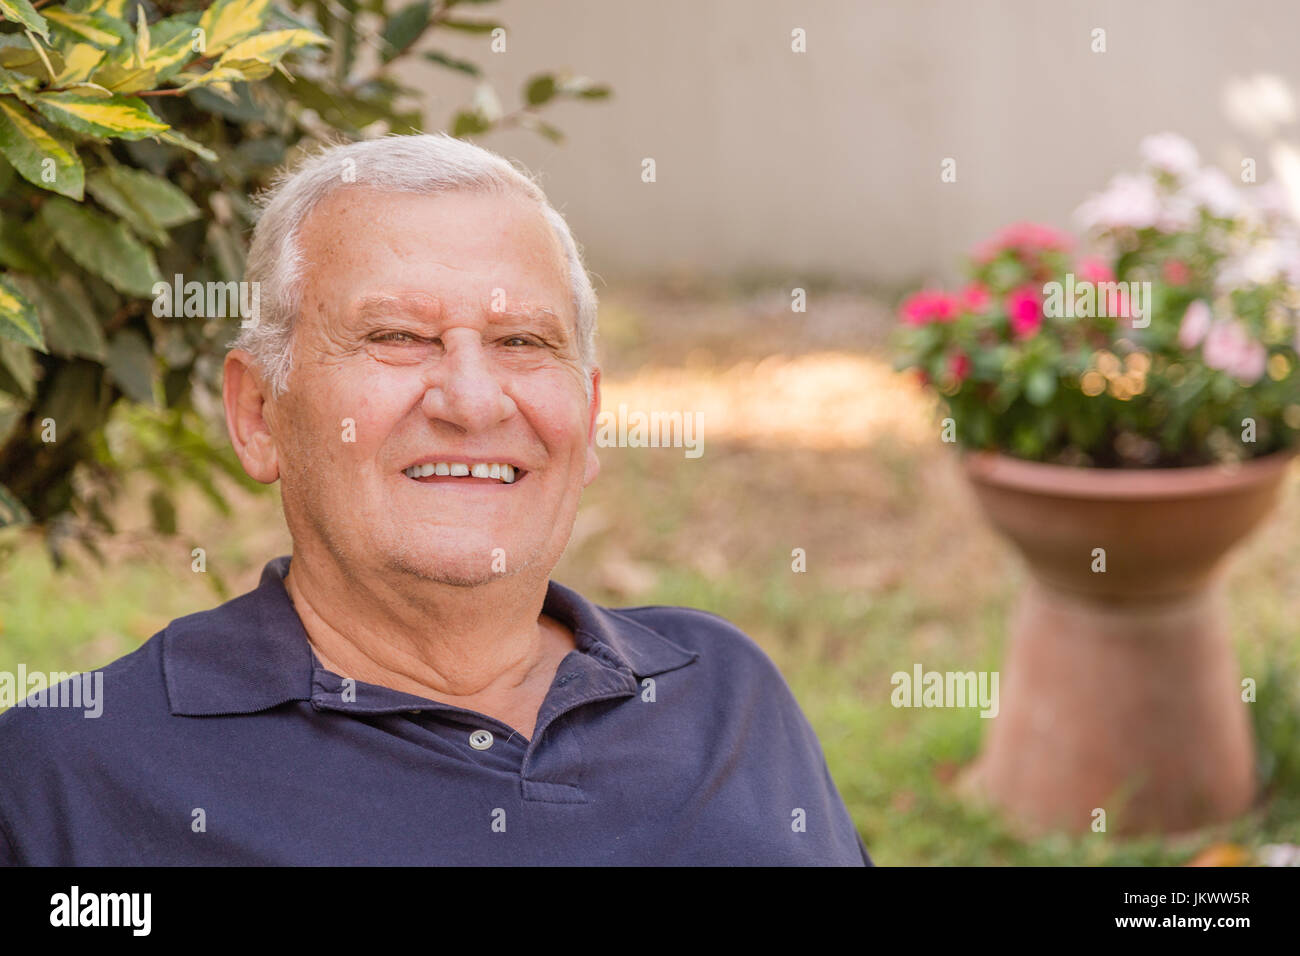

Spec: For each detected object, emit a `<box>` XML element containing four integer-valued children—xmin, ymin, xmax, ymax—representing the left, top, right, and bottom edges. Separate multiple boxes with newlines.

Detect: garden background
<box><xmin>3</xmin><ymin>0</ymin><xmax>1300</xmax><ymax>865</ymax></box>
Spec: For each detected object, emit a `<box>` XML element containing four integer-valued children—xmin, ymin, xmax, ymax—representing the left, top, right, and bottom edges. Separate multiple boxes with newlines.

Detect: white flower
<box><xmin>1222</xmin><ymin>75</ymin><xmax>1296</xmax><ymax>139</ymax></box>
<box><xmin>1139</xmin><ymin>132</ymin><xmax>1200</xmax><ymax>178</ymax></box>
<box><xmin>1280</xmin><ymin>235</ymin><xmax>1300</xmax><ymax>285</ymax></box>
<box><xmin>1251</xmin><ymin>179</ymin><xmax>1294</xmax><ymax>222</ymax></box>
<box><xmin>1247</xmin><ymin>178</ymin><xmax>1300</xmax><ymax>240</ymax></box>
<box><xmin>1156</xmin><ymin>193</ymin><xmax>1199</xmax><ymax>232</ymax></box>
<box><xmin>1259</xmin><ymin>843</ymin><xmax>1300</xmax><ymax>867</ymax></box>
<box><xmin>1183</xmin><ymin>167</ymin><xmax>1245</xmax><ymax>219</ymax></box>
<box><xmin>1218</xmin><ymin>236</ymin><xmax>1300</xmax><ymax>289</ymax></box>
<box><xmin>1074</xmin><ymin>172</ymin><xmax>1162</xmax><ymax>232</ymax></box>
<box><xmin>1244</xmin><ymin>240</ymin><xmax>1285</xmax><ymax>284</ymax></box>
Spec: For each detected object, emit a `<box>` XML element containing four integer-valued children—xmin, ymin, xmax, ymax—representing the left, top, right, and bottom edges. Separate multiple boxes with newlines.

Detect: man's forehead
<box><xmin>302</xmin><ymin>184</ymin><xmax>558</xmax><ymax>252</ymax></box>
<box><xmin>294</xmin><ymin>188</ymin><xmax>575</xmax><ymax>324</ymax></box>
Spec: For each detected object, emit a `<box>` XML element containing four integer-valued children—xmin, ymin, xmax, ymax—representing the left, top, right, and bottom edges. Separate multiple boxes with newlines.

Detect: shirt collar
<box><xmin>164</xmin><ymin>555</ymin><xmax>698</xmax><ymax>717</ymax></box>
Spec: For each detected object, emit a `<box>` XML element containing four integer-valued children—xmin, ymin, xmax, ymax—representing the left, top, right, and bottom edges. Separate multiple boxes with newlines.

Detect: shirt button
<box><xmin>469</xmin><ymin>729</ymin><xmax>494</xmax><ymax>750</ymax></box>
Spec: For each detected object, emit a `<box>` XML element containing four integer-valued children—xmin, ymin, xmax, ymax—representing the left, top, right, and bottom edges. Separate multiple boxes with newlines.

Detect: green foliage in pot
<box><xmin>895</xmin><ymin>133</ymin><xmax>1300</xmax><ymax>468</ymax></box>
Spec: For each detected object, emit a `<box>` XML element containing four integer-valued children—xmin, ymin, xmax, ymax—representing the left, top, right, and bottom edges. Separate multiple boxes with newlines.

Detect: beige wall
<box><xmin>400</xmin><ymin>0</ymin><xmax>1300</xmax><ymax>286</ymax></box>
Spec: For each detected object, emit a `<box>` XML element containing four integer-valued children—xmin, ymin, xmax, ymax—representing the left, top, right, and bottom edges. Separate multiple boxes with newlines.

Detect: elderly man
<box><xmin>0</xmin><ymin>133</ymin><xmax>870</xmax><ymax>866</ymax></box>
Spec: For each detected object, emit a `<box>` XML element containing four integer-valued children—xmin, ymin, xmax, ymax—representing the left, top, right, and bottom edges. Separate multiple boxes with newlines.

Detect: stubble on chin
<box><xmin>382</xmin><ymin>554</ymin><xmax>514</xmax><ymax>589</ymax></box>
<box><xmin>372</xmin><ymin>525</ymin><xmax>541</xmax><ymax>589</ymax></box>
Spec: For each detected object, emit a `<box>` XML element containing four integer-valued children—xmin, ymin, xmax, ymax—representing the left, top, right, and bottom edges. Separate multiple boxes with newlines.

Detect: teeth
<box><xmin>404</xmin><ymin>462</ymin><xmax>522</xmax><ymax>483</ymax></box>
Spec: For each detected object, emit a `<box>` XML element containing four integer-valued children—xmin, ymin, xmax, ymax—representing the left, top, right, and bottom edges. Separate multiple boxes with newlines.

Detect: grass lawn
<box><xmin>3</xmin><ymin>278</ymin><xmax>1298</xmax><ymax>865</ymax></box>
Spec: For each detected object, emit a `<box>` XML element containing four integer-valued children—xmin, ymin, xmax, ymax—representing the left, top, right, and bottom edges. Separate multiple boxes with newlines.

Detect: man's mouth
<box><xmin>402</xmin><ymin>462</ymin><xmax>524</xmax><ymax>484</ymax></box>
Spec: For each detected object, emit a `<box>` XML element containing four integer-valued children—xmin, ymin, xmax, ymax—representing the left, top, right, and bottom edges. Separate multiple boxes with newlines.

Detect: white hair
<box><xmin>233</xmin><ymin>132</ymin><xmax>598</xmax><ymax>397</ymax></box>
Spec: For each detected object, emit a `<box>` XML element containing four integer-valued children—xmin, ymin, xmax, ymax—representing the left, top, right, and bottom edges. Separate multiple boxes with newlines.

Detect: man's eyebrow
<box><xmin>489</xmin><ymin>306</ymin><xmax>568</xmax><ymax>333</ymax></box>
<box><xmin>492</xmin><ymin>305</ymin><xmax>558</xmax><ymax>320</ymax></box>
<box><xmin>351</xmin><ymin>292</ymin><xmax>439</xmax><ymax>320</ymax></box>
<box><xmin>494</xmin><ymin>308</ymin><xmax>574</xmax><ymax>349</ymax></box>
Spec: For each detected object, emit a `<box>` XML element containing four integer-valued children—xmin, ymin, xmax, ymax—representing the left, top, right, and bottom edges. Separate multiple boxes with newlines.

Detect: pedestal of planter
<box><xmin>957</xmin><ymin>450</ymin><xmax>1293</xmax><ymax>836</ymax></box>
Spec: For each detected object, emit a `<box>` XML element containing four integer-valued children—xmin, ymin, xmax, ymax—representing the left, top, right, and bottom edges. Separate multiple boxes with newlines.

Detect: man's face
<box><xmin>260</xmin><ymin>186</ymin><xmax>600</xmax><ymax>587</ymax></box>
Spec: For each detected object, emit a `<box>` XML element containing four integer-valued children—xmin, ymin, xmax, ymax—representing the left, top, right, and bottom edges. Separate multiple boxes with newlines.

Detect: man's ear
<box><xmin>223</xmin><ymin>349</ymin><xmax>281</xmax><ymax>484</ymax></box>
<box><xmin>583</xmin><ymin>366</ymin><xmax>601</xmax><ymax>487</ymax></box>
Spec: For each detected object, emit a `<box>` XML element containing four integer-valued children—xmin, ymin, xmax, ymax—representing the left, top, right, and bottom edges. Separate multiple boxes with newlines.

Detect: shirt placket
<box><xmin>517</xmin><ymin>648</ymin><xmax>639</xmax><ymax>803</ymax></box>
<box><xmin>306</xmin><ymin>644</ymin><xmax>640</xmax><ymax>802</ymax></box>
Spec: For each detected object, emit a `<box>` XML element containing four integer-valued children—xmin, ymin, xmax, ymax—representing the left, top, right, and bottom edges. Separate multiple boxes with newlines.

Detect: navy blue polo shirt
<box><xmin>0</xmin><ymin>556</ymin><xmax>871</xmax><ymax>866</ymax></box>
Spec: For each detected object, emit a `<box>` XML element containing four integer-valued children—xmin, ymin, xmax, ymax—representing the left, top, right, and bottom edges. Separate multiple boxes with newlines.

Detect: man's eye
<box><xmin>502</xmin><ymin>335</ymin><xmax>539</xmax><ymax>347</ymax></box>
<box><xmin>372</xmin><ymin>331</ymin><xmax>419</xmax><ymax>344</ymax></box>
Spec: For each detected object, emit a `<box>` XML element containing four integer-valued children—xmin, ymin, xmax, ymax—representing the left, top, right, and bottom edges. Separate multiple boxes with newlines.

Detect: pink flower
<box><xmin>1178</xmin><ymin>300</ymin><xmax>1212</xmax><ymax>348</ymax></box>
<box><xmin>1162</xmin><ymin>259</ymin><xmax>1191</xmax><ymax>285</ymax></box>
<box><xmin>1005</xmin><ymin>286</ymin><xmax>1043</xmax><ymax>339</ymax></box>
<box><xmin>899</xmin><ymin>289</ymin><xmax>959</xmax><ymax>326</ymax></box>
<box><xmin>960</xmin><ymin>283</ymin><xmax>991</xmax><ymax>313</ymax></box>
<box><xmin>1076</xmin><ymin>256</ymin><xmax>1115</xmax><ymax>284</ymax></box>
<box><xmin>947</xmin><ymin>351</ymin><xmax>972</xmax><ymax>383</ymax></box>
<box><xmin>1235</xmin><ymin>342</ymin><xmax>1268</xmax><ymax>383</ymax></box>
<box><xmin>1202</xmin><ymin>320</ymin><xmax>1239</xmax><ymax>369</ymax></box>
<box><xmin>1202</xmin><ymin>318</ymin><xmax>1267</xmax><ymax>384</ymax></box>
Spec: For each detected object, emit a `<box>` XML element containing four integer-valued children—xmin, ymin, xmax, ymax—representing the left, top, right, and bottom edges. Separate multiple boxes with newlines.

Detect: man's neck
<box><xmin>282</xmin><ymin>551</ymin><xmax>572</xmax><ymax>710</ymax></box>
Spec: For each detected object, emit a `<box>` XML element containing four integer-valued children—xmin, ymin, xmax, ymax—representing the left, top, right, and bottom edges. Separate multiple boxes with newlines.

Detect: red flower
<box><xmin>947</xmin><ymin>351</ymin><xmax>972</xmax><ymax>383</ymax></box>
<box><xmin>1005</xmin><ymin>285</ymin><xmax>1043</xmax><ymax>339</ymax></box>
<box><xmin>1162</xmin><ymin>259</ymin><xmax>1191</xmax><ymax>286</ymax></box>
<box><xmin>899</xmin><ymin>289</ymin><xmax>959</xmax><ymax>326</ymax></box>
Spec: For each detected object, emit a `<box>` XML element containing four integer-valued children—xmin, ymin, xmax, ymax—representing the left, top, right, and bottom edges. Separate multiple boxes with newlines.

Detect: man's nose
<box><xmin>419</xmin><ymin>329</ymin><xmax>514</xmax><ymax>430</ymax></box>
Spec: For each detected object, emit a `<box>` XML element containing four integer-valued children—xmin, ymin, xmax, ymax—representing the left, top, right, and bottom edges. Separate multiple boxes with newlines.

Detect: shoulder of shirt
<box><xmin>0</xmin><ymin>580</ymin><xmax>270</xmax><ymax>743</ymax></box>
<box><xmin>0</xmin><ymin>631</ymin><xmax>160</xmax><ymax>743</ymax></box>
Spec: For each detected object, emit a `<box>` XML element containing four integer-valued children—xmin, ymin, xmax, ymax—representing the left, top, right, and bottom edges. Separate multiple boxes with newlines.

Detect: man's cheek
<box><xmin>283</xmin><ymin>411</ymin><xmax>354</xmax><ymax>479</ymax></box>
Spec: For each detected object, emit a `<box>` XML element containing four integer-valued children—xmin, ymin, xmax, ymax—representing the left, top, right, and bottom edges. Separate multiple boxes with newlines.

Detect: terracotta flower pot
<box><xmin>957</xmin><ymin>449</ymin><xmax>1294</xmax><ymax>836</ymax></box>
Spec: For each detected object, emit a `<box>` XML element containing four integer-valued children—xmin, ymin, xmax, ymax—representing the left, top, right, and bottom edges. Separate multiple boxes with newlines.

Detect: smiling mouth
<box><xmin>403</xmin><ymin>462</ymin><xmax>524</xmax><ymax>484</ymax></box>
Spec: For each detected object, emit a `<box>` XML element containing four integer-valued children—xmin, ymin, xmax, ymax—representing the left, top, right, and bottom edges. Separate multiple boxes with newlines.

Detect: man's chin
<box><xmin>421</xmin><ymin>569</ymin><xmax>503</xmax><ymax>588</ymax></box>
<box><xmin>382</xmin><ymin>549</ymin><xmax>532</xmax><ymax>589</ymax></box>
